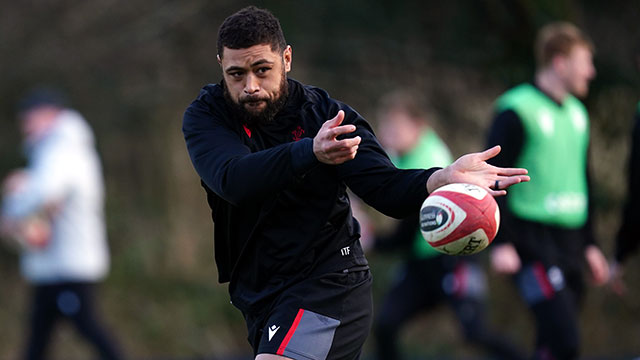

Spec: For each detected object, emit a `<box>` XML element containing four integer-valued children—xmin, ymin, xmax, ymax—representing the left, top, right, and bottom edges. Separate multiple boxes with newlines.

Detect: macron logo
<box><xmin>268</xmin><ymin>325</ymin><xmax>280</xmax><ymax>341</ymax></box>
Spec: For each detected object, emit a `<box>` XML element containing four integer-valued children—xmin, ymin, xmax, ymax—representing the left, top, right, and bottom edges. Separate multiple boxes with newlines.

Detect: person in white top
<box><xmin>1</xmin><ymin>88</ymin><xmax>122</xmax><ymax>360</ymax></box>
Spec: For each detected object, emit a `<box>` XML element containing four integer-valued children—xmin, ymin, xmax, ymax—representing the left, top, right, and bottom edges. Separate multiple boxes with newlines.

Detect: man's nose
<box><xmin>244</xmin><ymin>74</ymin><xmax>260</xmax><ymax>94</ymax></box>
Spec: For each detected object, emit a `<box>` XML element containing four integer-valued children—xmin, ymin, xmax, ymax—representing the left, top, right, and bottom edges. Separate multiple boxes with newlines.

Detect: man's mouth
<box><xmin>243</xmin><ymin>100</ymin><xmax>267</xmax><ymax>112</ymax></box>
<box><xmin>243</xmin><ymin>98</ymin><xmax>266</xmax><ymax>106</ymax></box>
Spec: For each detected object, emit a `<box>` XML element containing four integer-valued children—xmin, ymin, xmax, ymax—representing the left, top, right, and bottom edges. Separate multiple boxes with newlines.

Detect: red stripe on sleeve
<box><xmin>277</xmin><ymin>308</ymin><xmax>305</xmax><ymax>355</ymax></box>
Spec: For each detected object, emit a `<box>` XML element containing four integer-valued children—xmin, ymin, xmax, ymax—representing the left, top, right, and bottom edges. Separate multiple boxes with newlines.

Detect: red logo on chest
<box><xmin>291</xmin><ymin>126</ymin><xmax>305</xmax><ymax>141</ymax></box>
<box><xmin>243</xmin><ymin>125</ymin><xmax>252</xmax><ymax>138</ymax></box>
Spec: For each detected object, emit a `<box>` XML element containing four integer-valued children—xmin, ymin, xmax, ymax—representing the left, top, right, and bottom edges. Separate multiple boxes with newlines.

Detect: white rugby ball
<box><xmin>420</xmin><ymin>183</ymin><xmax>500</xmax><ymax>255</ymax></box>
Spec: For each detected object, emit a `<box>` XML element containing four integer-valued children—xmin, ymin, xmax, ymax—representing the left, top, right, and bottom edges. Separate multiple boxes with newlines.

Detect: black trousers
<box><xmin>24</xmin><ymin>281</ymin><xmax>122</xmax><ymax>360</ymax></box>
<box><xmin>511</xmin><ymin>218</ymin><xmax>587</xmax><ymax>360</ymax></box>
<box><xmin>374</xmin><ymin>256</ymin><xmax>525</xmax><ymax>360</ymax></box>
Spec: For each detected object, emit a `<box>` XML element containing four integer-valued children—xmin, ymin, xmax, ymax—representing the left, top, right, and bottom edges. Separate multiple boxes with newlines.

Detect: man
<box><xmin>183</xmin><ymin>6</ymin><xmax>529</xmax><ymax>360</ymax></box>
<box><xmin>487</xmin><ymin>22</ymin><xmax>609</xmax><ymax>360</ymax></box>
<box><xmin>372</xmin><ymin>91</ymin><xmax>525</xmax><ymax>360</ymax></box>
<box><xmin>0</xmin><ymin>88</ymin><xmax>122</xmax><ymax>359</ymax></box>
<box><xmin>611</xmin><ymin>43</ymin><xmax>640</xmax><ymax>294</ymax></box>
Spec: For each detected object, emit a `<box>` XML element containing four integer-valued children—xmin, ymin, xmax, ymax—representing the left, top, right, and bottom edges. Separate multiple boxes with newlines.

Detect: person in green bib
<box><xmin>372</xmin><ymin>91</ymin><xmax>525</xmax><ymax>360</ymax></box>
<box><xmin>486</xmin><ymin>22</ymin><xmax>609</xmax><ymax>360</ymax></box>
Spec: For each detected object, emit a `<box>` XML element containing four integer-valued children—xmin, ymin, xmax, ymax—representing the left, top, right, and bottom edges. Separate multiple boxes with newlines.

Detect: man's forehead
<box><xmin>220</xmin><ymin>44</ymin><xmax>280</xmax><ymax>63</ymax></box>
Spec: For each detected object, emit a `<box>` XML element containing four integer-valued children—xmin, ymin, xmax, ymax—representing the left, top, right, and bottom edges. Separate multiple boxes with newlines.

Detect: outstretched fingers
<box><xmin>477</xmin><ymin>145</ymin><xmax>502</xmax><ymax>161</ymax></box>
<box><xmin>494</xmin><ymin>166</ymin><xmax>529</xmax><ymax>177</ymax></box>
<box><xmin>488</xmin><ymin>172</ymin><xmax>530</xmax><ymax>197</ymax></box>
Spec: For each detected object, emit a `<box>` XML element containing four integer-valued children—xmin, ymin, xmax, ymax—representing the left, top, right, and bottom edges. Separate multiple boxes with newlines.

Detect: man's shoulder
<box><xmin>183</xmin><ymin>83</ymin><xmax>229</xmax><ymax>127</ymax></box>
<box><xmin>495</xmin><ymin>83</ymin><xmax>546</xmax><ymax>114</ymax></box>
<box><xmin>497</xmin><ymin>83</ymin><xmax>536</xmax><ymax>102</ymax></box>
<box><xmin>289</xmin><ymin>79</ymin><xmax>333</xmax><ymax>106</ymax></box>
<box><xmin>44</xmin><ymin>110</ymin><xmax>95</xmax><ymax>150</ymax></box>
<box><xmin>287</xmin><ymin>79</ymin><xmax>344</xmax><ymax>124</ymax></box>
<box><xmin>195</xmin><ymin>83</ymin><xmax>225</xmax><ymax>104</ymax></box>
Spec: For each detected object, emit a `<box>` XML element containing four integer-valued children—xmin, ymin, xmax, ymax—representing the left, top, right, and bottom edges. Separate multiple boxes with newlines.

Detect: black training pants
<box><xmin>24</xmin><ymin>281</ymin><xmax>122</xmax><ymax>360</ymax></box>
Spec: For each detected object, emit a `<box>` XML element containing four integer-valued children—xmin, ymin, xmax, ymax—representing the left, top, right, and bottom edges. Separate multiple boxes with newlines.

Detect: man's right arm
<box><xmin>182</xmin><ymin>90</ymin><xmax>318</xmax><ymax>206</ymax></box>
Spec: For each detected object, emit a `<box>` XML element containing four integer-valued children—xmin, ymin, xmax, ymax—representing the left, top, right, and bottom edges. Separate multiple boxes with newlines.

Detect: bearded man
<box><xmin>183</xmin><ymin>6</ymin><xmax>529</xmax><ymax>360</ymax></box>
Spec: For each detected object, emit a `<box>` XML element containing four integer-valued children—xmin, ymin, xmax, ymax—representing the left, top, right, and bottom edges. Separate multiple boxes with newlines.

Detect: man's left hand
<box><xmin>426</xmin><ymin>146</ymin><xmax>530</xmax><ymax>195</ymax></box>
<box><xmin>585</xmin><ymin>245</ymin><xmax>609</xmax><ymax>286</ymax></box>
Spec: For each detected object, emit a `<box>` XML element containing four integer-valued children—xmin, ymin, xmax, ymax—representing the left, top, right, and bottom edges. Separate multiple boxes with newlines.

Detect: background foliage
<box><xmin>1</xmin><ymin>0</ymin><xmax>639</xmax><ymax>358</ymax></box>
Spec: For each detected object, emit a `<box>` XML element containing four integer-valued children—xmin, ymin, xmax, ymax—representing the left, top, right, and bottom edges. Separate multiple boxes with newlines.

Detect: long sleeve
<box><xmin>182</xmin><ymin>88</ymin><xmax>318</xmax><ymax>206</ymax></box>
<box><xmin>334</xmin><ymin>105</ymin><xmax>437</xmax><ymax>219</ymax></box>
<box><xmin>486</xmin><ymin>109</ymin><xmax>524</xmax><ymax>245</ymax></box>
<box><xmin>184</xmin><ymin>85</ymin><xmax>436</xmax><ymax>218</ymax></box>
<box><xmin>2</xmin><ymin>144</ymin><xmax>70</xmax><ymax>221</ymax></box>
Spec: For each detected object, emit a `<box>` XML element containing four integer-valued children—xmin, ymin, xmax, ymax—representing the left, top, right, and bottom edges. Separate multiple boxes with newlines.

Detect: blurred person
<box><xmin>486</xmin><ymin>22</ymin><xmax>609</xmax><ymax>360</ymax></box>
<box><xmin>372</xmin><ymin>91</ymin><xmax>525</xmax><ymax>360</ymax></box>
<box><xmin>182</xmin><ymin>6</ymin><xmax>529</xmax><ymax>360</ymax></box>
<box><xmin>0</xmin><ymin>88</ymin><xmax>123</xmax><ymax>360</ymax></box>
<box><xmin>611</xmin><ymin>43</ymin><xmax>640</xmax><ymax>294</ymax></box>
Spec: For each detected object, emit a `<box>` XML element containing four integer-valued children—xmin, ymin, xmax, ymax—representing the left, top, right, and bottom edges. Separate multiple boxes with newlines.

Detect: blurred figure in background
<box><xmin>487</xmin><ymin>22</ymin><xmax>609</xmax><ymax>360</ymax></box>
<box><xmin>0</xmin><ymin>88</ymin><xmax>122</xmax><ymax>360</ymax></box>
<box><xmin>611</xmin><ymin>42</ymin><xmax>640</xmax><ymax>294</ymax></box>
<box><xmin>371</xmin><ymin>91</ymin><xmax>525</xmax><ymax>360</ymax></box>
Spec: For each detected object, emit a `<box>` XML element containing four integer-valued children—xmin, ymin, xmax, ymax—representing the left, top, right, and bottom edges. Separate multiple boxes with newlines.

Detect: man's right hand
<box><xmin>1</xmin><ymin>169</ymin><xmax>28</xmax><ymax>195</ymax></box>
<box><xmin>491</xmin><ymin>243</ymin><xmax>522</xmax><ymax>274</ymax></box>
<box><xmin>313</xmin><ymin>110</ymin><xmax>361</xmax><ymax>165</ymax></box>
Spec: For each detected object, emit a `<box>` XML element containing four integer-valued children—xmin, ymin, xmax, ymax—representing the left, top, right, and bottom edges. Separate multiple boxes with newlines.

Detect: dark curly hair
<box><xmin>217</xmin><ymin>6</ymin><xmax>287</xmax><ymax>58</ymax></box>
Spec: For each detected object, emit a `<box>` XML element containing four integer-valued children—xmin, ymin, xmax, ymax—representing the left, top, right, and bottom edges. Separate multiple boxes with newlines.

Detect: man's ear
<box><xmin>551</xmin><ymin>54</ymin><xmax>568</xmax><ymax>74</ymax></box>
<box><xmin>217</xmin><ymin>54</ymin><xmax>222</xmax><ymax>66</ymax></box>
<box><xmin>283</xmin><ymin>45</ymin><xmax>292</xmax><ymax>72</ymax></box>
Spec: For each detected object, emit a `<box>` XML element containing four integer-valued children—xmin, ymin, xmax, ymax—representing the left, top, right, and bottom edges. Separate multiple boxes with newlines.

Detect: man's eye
<box><xmin>229</xmin><ymin>72</ymin><xmax>243</xmax><ymax>78</ymax></box>
<box><xmin>256</xmin><ymin>67</ymin><xmax>270</xmax><ymax>75</ymax></box>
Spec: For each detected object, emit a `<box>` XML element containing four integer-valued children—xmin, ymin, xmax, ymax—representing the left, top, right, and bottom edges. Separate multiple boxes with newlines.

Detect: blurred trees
<box><xmin>0</xmin><ymin>0</ymin><xmax>639</xmax><ymax>358</ymax></box>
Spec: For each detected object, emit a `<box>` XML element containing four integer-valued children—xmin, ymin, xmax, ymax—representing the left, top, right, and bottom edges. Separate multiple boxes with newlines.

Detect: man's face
<box><xmin>558</xmin><ymin>44</ymin><xmax>596</xmax><ymax>98</ymax></box>
<box><xmin>377</xmin><ymin>108</ymin><xmax>423</xmax><ymax>156</ymax></box>
<box><xmin>218</xmin><ymin>44</ymin><xmax>292</xmax><ymax>125</ymax></box>
<box><xmin>19</xmin><ymin>106</ymin><xmax>59</xmax><ymax>142</ymax></box>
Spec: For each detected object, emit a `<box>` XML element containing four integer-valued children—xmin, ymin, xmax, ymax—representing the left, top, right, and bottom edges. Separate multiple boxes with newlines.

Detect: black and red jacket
<box><xmin>183</xmin><ymin>78</ymin><xmax>436</xmax><ymax>313</ymax></box>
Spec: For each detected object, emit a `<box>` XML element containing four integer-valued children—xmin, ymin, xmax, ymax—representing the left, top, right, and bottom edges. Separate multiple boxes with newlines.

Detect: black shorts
<box><xmin>511</xmin><ymin>218</ymin><xmax>586</xmax><ymax>305</ymax></box>
<box><xmin>243</xmin><ymin>267</ymin><xmax>372</xmax><ymax>360</ymax></box>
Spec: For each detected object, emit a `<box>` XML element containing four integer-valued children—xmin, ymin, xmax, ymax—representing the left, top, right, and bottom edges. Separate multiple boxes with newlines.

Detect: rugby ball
<box><xmin>420</xmin><ymin>183</ymin><xmax>499</xmax><ymax>255</ymax></box>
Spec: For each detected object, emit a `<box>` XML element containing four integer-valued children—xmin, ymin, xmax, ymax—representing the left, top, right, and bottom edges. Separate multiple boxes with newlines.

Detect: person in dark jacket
<box><xmin>611</xmin><ymin>42</ymin><xmax>640</xmax><ymax>294</ymax></box>
<box><xmin>182</xmin><ymin>6</ymin><xmax>529</xmax><ymax>360</ymax></box>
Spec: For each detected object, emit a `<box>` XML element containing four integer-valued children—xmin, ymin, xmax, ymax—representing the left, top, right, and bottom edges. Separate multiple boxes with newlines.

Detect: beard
<box><xmin>223</xmin><ymin>72</ymin><xmax>289</xmax><ymax>127</ymax></box>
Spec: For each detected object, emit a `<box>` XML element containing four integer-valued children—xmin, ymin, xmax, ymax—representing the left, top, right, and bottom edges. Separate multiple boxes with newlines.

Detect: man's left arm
<box><xmin>1</xmin><ymin>140</ymin><xmax>70</xmax><ymax>224</ymax></box>
<box><xmin>333</xmin><ymin>106</ymin><xmax>437</xmax><ymax>219</ymax></box>
<box><xmin>335</xmin><ymin>106</ymin><xmax>528</xmax><ymax>219</ymax></box>
<box><xmin>583</xmin><ymin>146</ymin><xmax>609</xmax><ymax>285</ymax></box>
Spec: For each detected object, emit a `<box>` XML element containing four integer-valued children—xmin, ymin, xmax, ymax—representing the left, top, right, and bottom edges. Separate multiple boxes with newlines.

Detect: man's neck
<box><xmin>534</xmin><ymin>69</ymin><xmax>568</xmax><ymax>104</ymax></box>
